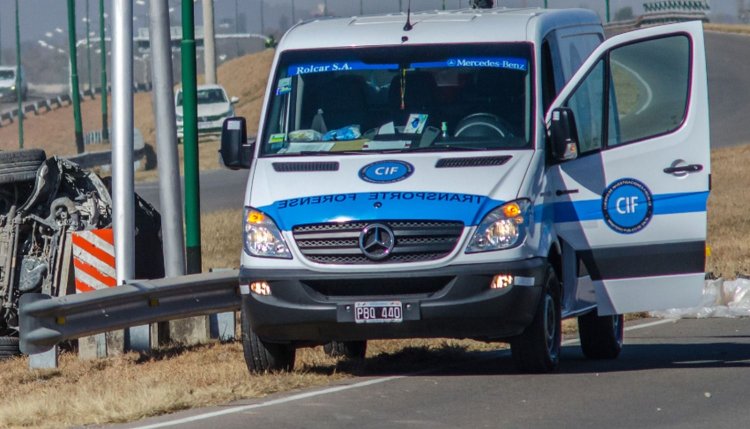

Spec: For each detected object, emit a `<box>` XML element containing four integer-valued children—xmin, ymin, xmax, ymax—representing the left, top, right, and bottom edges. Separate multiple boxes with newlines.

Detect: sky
<box><xmin>0</xmin><ymin>0</ymin><xmax>739</xmax><ymax>52</ymax></box>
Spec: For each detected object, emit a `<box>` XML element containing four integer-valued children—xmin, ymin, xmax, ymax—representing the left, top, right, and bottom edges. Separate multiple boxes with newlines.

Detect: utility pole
<box><xmin>260</xmin><ymin>0</ymin><xmax>264</xmax><ymax>34</ymax></box>
<box><xmin>67</xmin><ymin>0</ymin><xmax>85</xmax><ymax>154</ymax></box>
<box><xmin>606</xmin><ymin>0</ymin><xmax>611</xmax><ymax>23</ymax></box>
<box><xmin>86</xmin><ymin>0</ymin><xmax>93</xmax><ymax>92</ymax></box>
<box><xmin>202</xmin><ymin>0</ymin><xmax>216</xmax><ymax>84</ymax></box>
<box><xmin>100</xmin><ymin>0</ymin><xmax>108</xmax><ymax>140</ymax></box>
<box><xmin>151</xmin><ymin>0</ymin><xmax>186</xmax><ymax>279</ymax></box>
<box><xmin>15</xmin><ymin>0</ymin><xmax>23</xmax><ymax>149</ymax></box>
<box><xmin>182</xmin><ymin>0</ymin><xmax>202</xmax><ymax>274</ymax></box>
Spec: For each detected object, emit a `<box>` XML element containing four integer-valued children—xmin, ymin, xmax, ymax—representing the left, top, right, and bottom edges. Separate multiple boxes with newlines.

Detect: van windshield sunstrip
<box><xmin>261</xmin><ymin>43</ymin><xmax>533</xmax><ymax>156</ymax></box>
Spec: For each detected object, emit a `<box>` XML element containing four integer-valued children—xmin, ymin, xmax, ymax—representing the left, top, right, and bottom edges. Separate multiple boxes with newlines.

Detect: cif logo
<box><xmin>359</xmin><ymin>160</ymin><xmax>414</xmax><ymax>184</ymax></box>
<box><xmin>602</xmin><ymin>178</ymin><xmax>654</xmax><ymax>234</ymax></box>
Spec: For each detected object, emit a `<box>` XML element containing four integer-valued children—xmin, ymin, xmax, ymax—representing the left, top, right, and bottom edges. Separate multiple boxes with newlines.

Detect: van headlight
<box><xmin>466</xmin><ymin>199</ymin><xmax>531</xmax><ymax>253</ymax></box>
<box><xmin>243</xmin><ymin>208</ymin><xmax>292</xmax><ymax>259</ymax></box>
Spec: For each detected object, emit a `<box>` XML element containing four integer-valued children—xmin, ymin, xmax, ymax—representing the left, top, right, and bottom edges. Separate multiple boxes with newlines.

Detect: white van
<box><xmin>220</xmin><ymin>8</ymin><xmax>710</xmax><ymax>373</ymax></box>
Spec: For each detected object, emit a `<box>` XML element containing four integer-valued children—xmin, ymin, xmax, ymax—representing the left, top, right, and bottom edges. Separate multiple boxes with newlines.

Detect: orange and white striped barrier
<box><xmin>71</xmin><ymin>229</ymin><xmax>116</xmax><ymax>292</ymax></box>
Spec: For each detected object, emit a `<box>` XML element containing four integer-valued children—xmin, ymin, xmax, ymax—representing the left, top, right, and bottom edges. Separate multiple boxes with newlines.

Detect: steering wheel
<box><xmin>454</xmin><ymin>113</ymin><xmax>514</xmax><ymax>140</ymax></box>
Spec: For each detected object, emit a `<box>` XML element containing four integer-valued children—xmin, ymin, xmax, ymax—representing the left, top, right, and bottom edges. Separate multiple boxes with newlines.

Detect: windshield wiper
<box><xmin>406</xmin><ymin>145</ymin><xmax>490</xmax><ymax>152</ymax></box>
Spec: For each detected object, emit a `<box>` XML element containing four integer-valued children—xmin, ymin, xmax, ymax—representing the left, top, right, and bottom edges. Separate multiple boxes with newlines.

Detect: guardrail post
<box><xmin>29</xmin><ymin>346</ymin><xmax>58</xmax><ymax>369</ymax></box>
<box><xmin>208</xmin><ymin>268</ymin><xmax>236</xmax><ymax>341</ymax></box>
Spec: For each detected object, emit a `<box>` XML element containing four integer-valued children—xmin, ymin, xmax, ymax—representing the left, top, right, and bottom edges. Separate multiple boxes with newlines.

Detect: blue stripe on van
<box><xmin>255</xmin><ymin>190</ymin><xmax>708</xmax><ymax>231</ymax></box>
<box><xmin>553</xmin><ymin>191</ymin><xmax>709</xmax><ymax>223</ymax></box>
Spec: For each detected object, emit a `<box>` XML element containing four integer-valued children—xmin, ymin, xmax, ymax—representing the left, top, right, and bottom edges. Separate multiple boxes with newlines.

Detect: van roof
<box><xmin>278</xmin><ymin>8</ymin><xmax>601</xmax><ymax>51</ymax></box>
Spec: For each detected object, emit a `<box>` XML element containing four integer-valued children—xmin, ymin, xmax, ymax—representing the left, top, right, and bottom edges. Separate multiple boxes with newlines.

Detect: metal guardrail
<box><xmin>0</xmin><ymin>84</ymin><xmax>152</xmax><ymax>127</ymax></box>
<box><xmin>19</xmin><ymin>270</ymin><xmax>240</xmax><ymax>355</ymax></box>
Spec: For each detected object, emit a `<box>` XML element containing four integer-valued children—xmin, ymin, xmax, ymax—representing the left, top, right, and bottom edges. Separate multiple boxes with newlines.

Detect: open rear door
<box><xmin>548</xmin><ymin>21</ymin><xmax>710</xmax><ymax>315</ymax></box>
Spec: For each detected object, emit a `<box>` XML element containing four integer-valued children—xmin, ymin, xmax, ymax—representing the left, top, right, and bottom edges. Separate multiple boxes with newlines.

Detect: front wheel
<box><xmin>578</xmin><ymin>311</ymin><xmax>624</xmax><ymax>360</ymax></box>
<box><xmin>241</xmin><ymin>307</ymin><xmax>295</xmax><ymax>373</ymax></box>
<box><xmin>511</xmin><ymin>267</ymin><xmax>561</xmax><ymax>373</ymax></box>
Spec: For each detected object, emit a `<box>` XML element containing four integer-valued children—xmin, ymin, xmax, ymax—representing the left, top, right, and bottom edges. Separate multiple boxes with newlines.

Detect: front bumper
<box><xmin>240</xmin><ymin>258</ymin><xmax>547</xmax><ymax>344</ymax></box>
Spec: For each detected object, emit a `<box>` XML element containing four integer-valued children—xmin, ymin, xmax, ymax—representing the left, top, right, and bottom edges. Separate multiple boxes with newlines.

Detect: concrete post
<box><xmin>202</xmin><ymin>0</ymin><xmax>217</xmax><ymax>84</ymax></box>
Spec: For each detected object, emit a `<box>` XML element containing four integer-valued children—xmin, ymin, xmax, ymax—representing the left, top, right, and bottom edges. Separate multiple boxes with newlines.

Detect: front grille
<box><xmin>292</xmin><ymin>220</ymin><xmax>464</xmax><ymax>265</ymax></box>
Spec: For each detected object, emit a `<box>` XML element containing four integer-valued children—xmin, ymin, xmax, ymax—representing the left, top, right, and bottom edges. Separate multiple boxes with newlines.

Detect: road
<box><xmin>106</xmin><ymin>317</ymin><xmax>750</xmax><ymax>429</ymax></box>
<box><xmin>135</xmin><ymin>168</ymin><xmax>249</xmax><ymax>213</ymax></box>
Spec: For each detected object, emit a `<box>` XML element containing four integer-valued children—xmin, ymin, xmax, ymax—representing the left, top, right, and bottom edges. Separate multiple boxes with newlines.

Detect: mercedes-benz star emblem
<box><xmin>359</xmin><ymin>223</ymin><xmax>395</xmax><ymax>261</ymax></box>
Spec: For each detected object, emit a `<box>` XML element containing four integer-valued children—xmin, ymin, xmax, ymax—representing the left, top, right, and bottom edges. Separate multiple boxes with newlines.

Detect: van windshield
<box><xmin>261</xmin><ymin>43</ymin><xmax>533</xmax><ymax>156</ymax></box>
<box><xmin>0</xmin><ymin>70</ymin><xmax>15</xmax><ymax>80</ymax></box>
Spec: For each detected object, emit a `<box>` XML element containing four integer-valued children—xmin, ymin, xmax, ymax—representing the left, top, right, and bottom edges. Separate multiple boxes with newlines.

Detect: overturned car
<box><xmin>0</xmin><ymin>149</ymin><xmax>162</xmax><ymax>357</ymax></box>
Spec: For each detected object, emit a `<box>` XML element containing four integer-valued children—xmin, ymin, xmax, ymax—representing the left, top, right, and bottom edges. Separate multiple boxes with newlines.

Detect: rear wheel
<box><xmin>0</xmin><ymin>337</ymin><xmax>21</xmax><ymax>359</ymax></box>
<box><xmin>323</xmin><ymin>340</ymin><xmax>367</xmax><ymax>359</ymax></box>
<box><xmin>511</xmin><ymin>267</ymin><xmax>561</xmax><ymax>373</ymax></box>
<box><xmin>241</xmin><ymin>307</ymin><xmax>295</xmax><ymax>373</ymax></box>
<box><xmin>578</xmin><ymin>311</ymin><xmax>624</xmax><ymax>360</ymax></box>
<box><xmin>0</xmin><ymin>149</ymin><xmax>46</xmax><ymax>185</ymax></box>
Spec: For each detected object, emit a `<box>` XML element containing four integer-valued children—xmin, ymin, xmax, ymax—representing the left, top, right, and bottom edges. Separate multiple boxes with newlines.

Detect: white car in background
<box><xmin>175</xmin><ymin>84</ymin><xmax>238</xmax><ymax>141</ymax></box>
<box><xmin>0</xmin><ymin>66</ymin><xmax>27</xmax><ymax>102</ymax></box>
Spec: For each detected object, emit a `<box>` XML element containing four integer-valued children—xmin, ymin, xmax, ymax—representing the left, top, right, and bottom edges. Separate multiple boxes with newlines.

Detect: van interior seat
<box><xmin>388</xmin><ymin>71</ymin><xmax>439</xmax><ymax>126</ymax></box>
<box><xmin>313</xmin><ymin>75</ymin><xmax>370</xmax><ymax>131</ymax></box>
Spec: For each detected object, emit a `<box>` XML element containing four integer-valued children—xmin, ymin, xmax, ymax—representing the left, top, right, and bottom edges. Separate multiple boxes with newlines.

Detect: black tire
<box><xmin>323</xmin><ymin>340</ymin><xmax>367</xmax><ymax>359</ymax></box>
<box><xmin>0</xmin><ymin>336</ymin><xmax>21</xmax><ymax>359</ymax></box>
<box><xmin>511</xmin><ymin>267</ymin><xmax>562</xmax><ymax>373</ymax></box>
<box><xmin>0</xmin><ymin>149</ymin><xmax>46</xmax><ymax>185</ymax></box>
<box><xmin>241</xmin><ymin>305</ymin><xmax>295</xmax><ymax>373</ymax></box>
<box><xmin>578</xmin><ymin>311</ymin><xmax>624</xmax><ymax>360</ymax></box>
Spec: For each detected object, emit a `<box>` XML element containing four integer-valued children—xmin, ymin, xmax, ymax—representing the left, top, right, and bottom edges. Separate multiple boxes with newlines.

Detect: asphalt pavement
<box><xmin>106</xmin><ymin>317</ymin><xmax>750</xmax><ymax>429</ymax></box>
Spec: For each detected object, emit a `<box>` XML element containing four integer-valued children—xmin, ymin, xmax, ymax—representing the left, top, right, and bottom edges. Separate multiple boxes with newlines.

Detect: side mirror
<box><xmin>548</xmin><ymin>108</ymin><xmax>579</xmax><ymax>161</ymax></box>
<box><xmin>230</xmin><ymin>96</ymin><xmax>239</xmax><ymax>104</ymax></box>
<box><xmin>220</xmin><ymin>117</ymin><xmax>254</xmax><ymax>170</ymax></box>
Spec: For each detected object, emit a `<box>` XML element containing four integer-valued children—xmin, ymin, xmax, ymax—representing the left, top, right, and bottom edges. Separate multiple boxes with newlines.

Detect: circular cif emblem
<box><xmin>601</xmin><ymin>178</ymin><xmax>654</xmax><ymax>234</ymax></box>
<box><xmin>359</xmin><ymin>223</ymin><xmax>395</xmax><ymax>261</ymax></box>
<box><xmin>359</xmin><ymin>160</ymin><xmax>414</xmax><ymax>184</ymax></box>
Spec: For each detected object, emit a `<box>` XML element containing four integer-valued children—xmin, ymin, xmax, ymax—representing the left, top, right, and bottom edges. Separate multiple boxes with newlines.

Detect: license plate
<box><xmin>354</xmin><ymin>301</ymin><xmax>403</xmax><ymax>324</ymax></box>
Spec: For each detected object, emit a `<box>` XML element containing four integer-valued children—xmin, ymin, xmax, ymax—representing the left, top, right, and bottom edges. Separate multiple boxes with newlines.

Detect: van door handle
<box><xmin>663</xmin><ymin>164</ymin><xmax>703</xmax><ymax>175</ymax></box>
<box><xmin>555</xmin><ymin>189</ymin><xmax>579</xmax><ymax>196</ymax></box>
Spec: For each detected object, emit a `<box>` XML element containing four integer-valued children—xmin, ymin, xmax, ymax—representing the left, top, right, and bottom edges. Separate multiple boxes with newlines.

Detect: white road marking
<box><xmin>612</xmin><ymin>59</ymin><xmax>654</xmax><ymax>115</ymax></box>
<box><xmin>563</xmin><ymin>317</ymin><xmax>676</xmax><ymax>345</ymax></box>
<box><xmin>130</xmin><ymin>318</ymin><xmax>678</xmax><ymax>429</ymax></box>
<box><xmin>130</xmin><ymin>375</ymin><xmax>407</xmax><ymax>429</ymax></box>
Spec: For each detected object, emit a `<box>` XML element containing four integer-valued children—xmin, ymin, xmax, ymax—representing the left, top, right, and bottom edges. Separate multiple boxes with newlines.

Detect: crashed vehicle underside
<box><xmin>0</xmin><ymin>149</ymin><xmax>163</xmax><ymax>357</ymax></box>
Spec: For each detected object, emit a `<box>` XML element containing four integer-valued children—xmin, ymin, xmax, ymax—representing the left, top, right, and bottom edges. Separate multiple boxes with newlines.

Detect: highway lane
<box><xmin>705</xmin><ymin>31</ymin><xmax>750</xmax><ymax>148</ymax></box>
<box><xmin>108</xmin><ymin>317</ymin><xmax>750</xmax><ymax>429</ymax></box>
<box><xmin>135</xmin><ymin>168</ymin><xmax>249</xmax><ymax>214</ymax></box>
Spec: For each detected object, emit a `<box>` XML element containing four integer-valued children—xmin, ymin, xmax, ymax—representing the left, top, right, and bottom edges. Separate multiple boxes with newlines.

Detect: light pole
<box><xmin>260</xmin><ymin>0</ymin><xmax>264</xmax><ymax>34</ymax></box>
<box><xmin>606</xmin><ymin>0</ymin><xmax>611</xmax><ymax>22</ymax></box>
<box><xmin>181</xmin><ymin>0</ymin><xmax>202</xmax><ymax>274</ymax></box>
<box><xmin>67</xmin><ymin>0</ymin><xmax>85</xmax><ymax>154</ymax></box>
<box><xmin>15</xmin><ymin>0</ymin><xmax>23</xmax><ymax>149</ymax></box>
<box><xmin>100</xmin><ymin>0</ymin><xmax>108</xmax><ymax>141</ymax></box>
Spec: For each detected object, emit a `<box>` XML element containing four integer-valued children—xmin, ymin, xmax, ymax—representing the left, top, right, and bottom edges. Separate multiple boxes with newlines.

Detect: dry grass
<box><xmin>704</xmin><ymin>23</ymin><xmax>750</xmax><ymax>35</ymax></box>
<box><xmin>706</xmin><ymin>144</ymin><xmax>750</xmax><ymax>277</ymax></box>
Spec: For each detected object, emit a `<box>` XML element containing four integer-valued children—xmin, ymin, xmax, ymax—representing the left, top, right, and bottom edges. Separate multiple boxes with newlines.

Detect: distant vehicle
<box><xmin>175</xmin><ymin>84</ymin><xmax>238</xmax><ymax>141</ymax></box>
<box><xmin>0</xmin><ymin>66</ymin><xmax>27</xmax><ymax>102</ymax></box>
